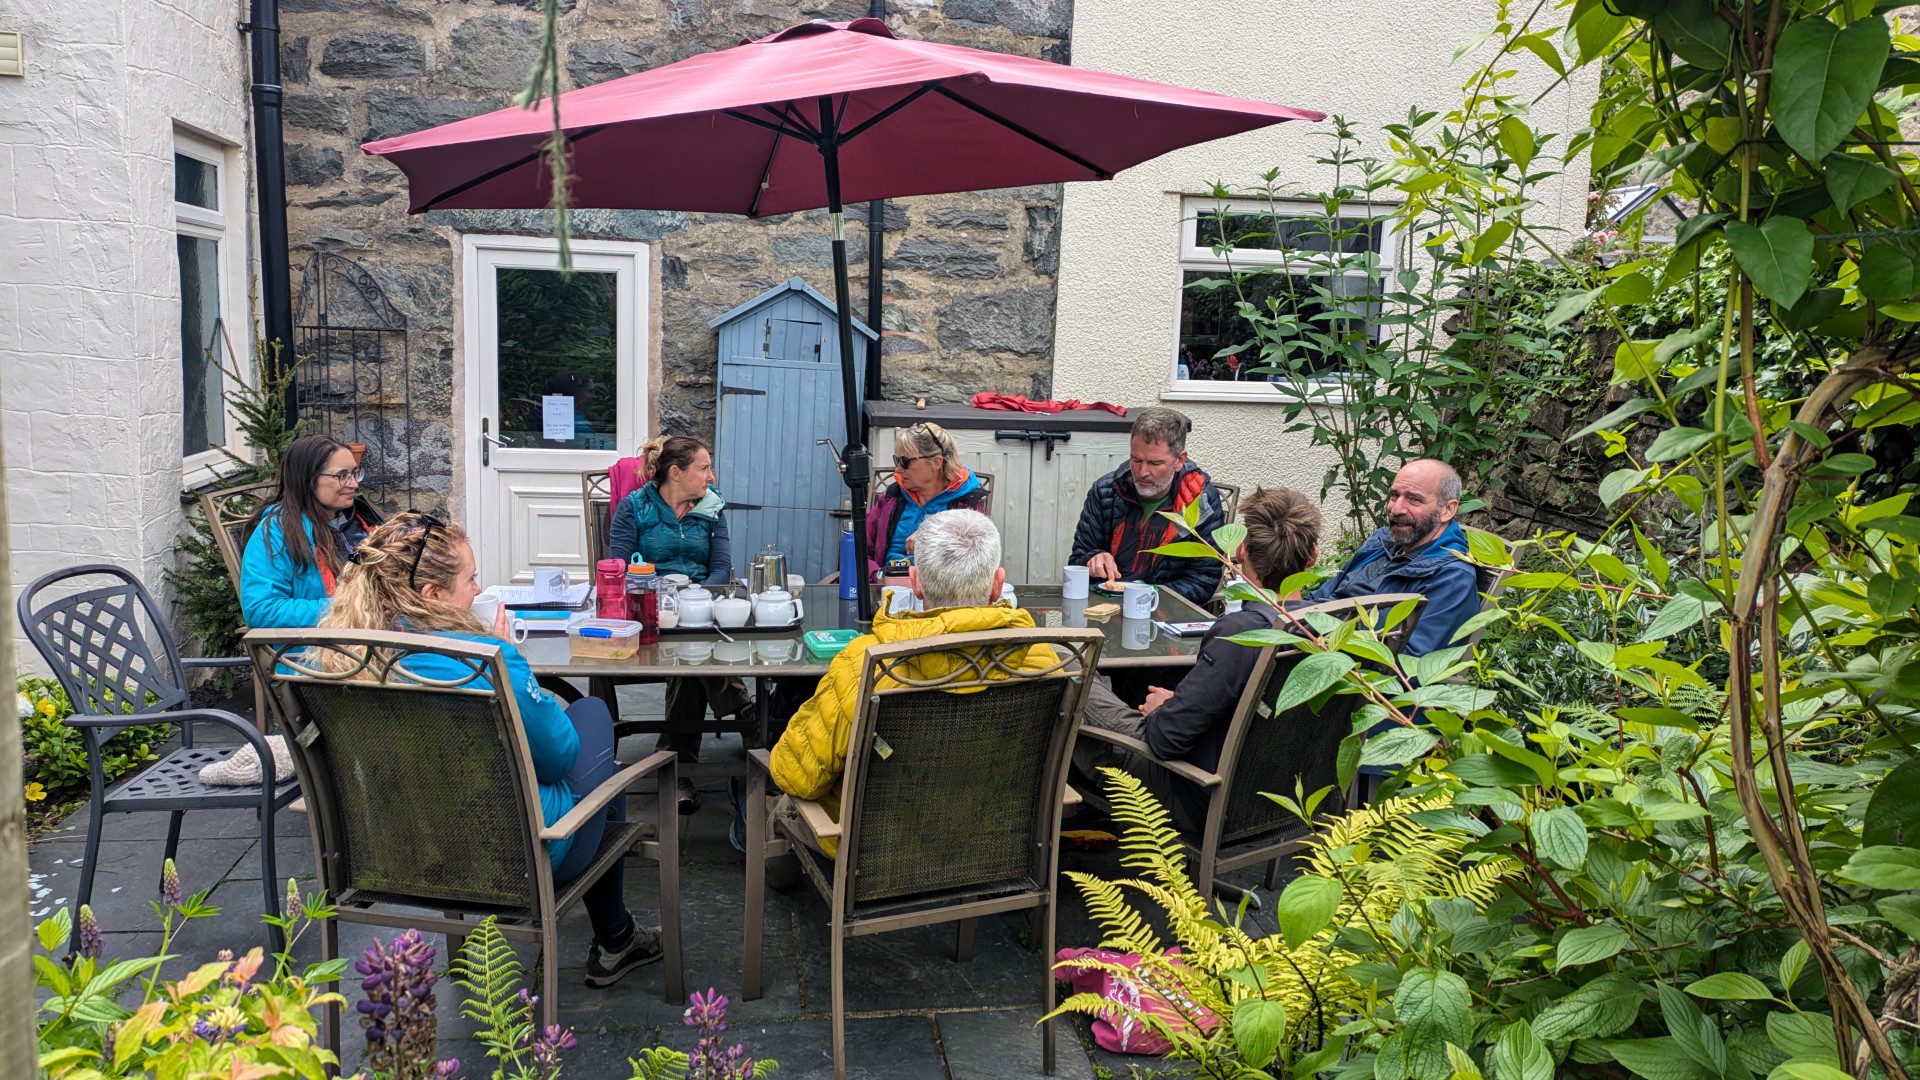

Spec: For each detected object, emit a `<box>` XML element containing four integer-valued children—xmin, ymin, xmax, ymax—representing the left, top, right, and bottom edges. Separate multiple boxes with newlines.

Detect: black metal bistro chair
<box><xmin>17</xmin><ymin>564</ymin><xmax>299</xmax><ymax>950</ymax></box>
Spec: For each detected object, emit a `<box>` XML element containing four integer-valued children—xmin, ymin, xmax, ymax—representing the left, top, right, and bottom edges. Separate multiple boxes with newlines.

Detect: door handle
<box><xmin>995</xmin><ymin>429</ymin><xmax>1044</xmax><ymax>443</ymax></box>
<box><xmin>993</xmin><ymin>429</ymin><xmax>1070</xmax><ymax>460</ymax></box>
<box><xmin>481</xmin><ymin>418</ymin><xmax>512</xmax><ymax>466</ymax></box>
<box><xmin>720</xmin><ymin>385</ymin><xmax>767</xmax><ymax>396</ymax></box>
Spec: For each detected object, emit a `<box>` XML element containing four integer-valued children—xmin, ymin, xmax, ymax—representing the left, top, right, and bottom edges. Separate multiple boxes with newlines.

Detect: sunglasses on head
<box><xmin>406</xmin><ymin>514</ymin><xmax>446</xmax><ymax>590</ymax></box>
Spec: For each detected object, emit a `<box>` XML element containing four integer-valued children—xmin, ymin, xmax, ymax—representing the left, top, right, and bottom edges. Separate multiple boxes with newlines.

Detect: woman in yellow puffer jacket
<box><xmin>768</xmin><ymin>510</ymin><xmax>1061</xmax><ymax>849</ymax></box>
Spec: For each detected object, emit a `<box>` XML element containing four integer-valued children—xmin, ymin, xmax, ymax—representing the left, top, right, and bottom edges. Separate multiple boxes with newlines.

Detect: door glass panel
<box><xmin>495</xmin><ymin>267</ymin><xmax>619</xmax><ymax>450</ymax></box>
<box><xmin>178</xmin><ymin>234</ymin><xmax>224</xmax><ymax>456</ymax></box>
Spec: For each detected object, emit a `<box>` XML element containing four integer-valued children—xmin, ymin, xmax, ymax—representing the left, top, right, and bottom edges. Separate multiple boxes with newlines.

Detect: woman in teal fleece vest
<box><xmin>239</xmin><ymin>435</ymin><xmax>385</xmax><ymax>628</ymax></box>
<box><xmin>315</xmin><ymin>513</ymin><xmax>665</xmax><ymax>989</ymax></box>
<box><xmin>608</xmin><ymin>436</ymin><xmax>750</xmax><ymax>813</ymax></box>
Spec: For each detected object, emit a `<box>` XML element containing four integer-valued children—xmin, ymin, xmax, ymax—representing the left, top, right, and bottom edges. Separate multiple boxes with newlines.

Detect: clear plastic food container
<box><xmin>567</xmin><ymin>618</ymin><xmax>643</xmax><ymax>659</ymax></box>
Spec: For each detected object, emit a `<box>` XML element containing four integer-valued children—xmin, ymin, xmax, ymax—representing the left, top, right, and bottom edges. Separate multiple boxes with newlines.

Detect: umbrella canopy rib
<box><xmin>839</xmin><ymin>80</ymin><xmax>948</xmax><ymax>143</ymax></box>
<box><xmin>932</xmin><ymin>87</ymin><xmax>1108</xmax><ymax>179</ymax></box>
<box><xmin>419</xmin><ymin>123</ymin><xmax>613</xmax><ymax>212</ymax></box>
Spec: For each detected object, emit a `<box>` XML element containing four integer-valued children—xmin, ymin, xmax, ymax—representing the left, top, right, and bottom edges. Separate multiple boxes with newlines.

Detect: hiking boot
<box><xmin>676</xmin><ymin>776</ymin><xmax>700</xmax><ymax>815</ymax></box>
<box><xmin>584</xmin><ymin>924</ymin><xmax>663</xmax><ymax>989</ymax></box>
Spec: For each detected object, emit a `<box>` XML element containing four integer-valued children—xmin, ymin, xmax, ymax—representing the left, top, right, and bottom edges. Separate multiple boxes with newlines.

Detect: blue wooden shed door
<box><xmin>714</xmin><ymin>287</ymin><xmax>869</xmax><ymax>581</ymax></box>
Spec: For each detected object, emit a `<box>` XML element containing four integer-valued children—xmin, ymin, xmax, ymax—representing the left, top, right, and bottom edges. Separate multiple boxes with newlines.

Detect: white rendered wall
<box><xmin>1</xmin><ymin>0</ymin><xmax>257</xmax><ymax>665</ymax></box>
<box><xmin>1052</xmin><ymin>0</ymin><xmax>1597</xmax><ymax>541</ymax></box>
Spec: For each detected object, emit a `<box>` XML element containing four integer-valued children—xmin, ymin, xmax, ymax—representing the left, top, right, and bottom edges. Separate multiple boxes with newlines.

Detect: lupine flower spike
<box><xmin>685</xmin><ymin>988</ymin><xmax>756</xmax><ymax>1080</ymax></box>
<box><xmin>526</xmin><ymin>1024</ymin><xmax>578</xmax><ymax>1079</ymax></box>
<box><xmin>160</xmin><ymin>859</ymin><xmax>182</xmax><ymax>909</ymax></box>
<box><xmin>75</xmin><ymin>905</ymin><xmax>103</xmax><ymax>961</ymax></box>
<box><xmin>355</xmin><ymin>929</ymin><xmax>441</xmax><ymax>1076</ymax></box>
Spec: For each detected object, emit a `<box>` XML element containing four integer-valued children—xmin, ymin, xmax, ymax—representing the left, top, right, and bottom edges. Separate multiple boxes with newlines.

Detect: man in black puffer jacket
<box><xmin>1069</xmin><ymin>407</ymin><xmax>1225</xmax><ymax>608</ymax></box>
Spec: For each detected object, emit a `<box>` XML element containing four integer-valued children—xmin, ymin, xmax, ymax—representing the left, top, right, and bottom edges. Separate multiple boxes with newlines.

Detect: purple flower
<box><xmin>432</xmin><ymin>1059</ymin><xmax>461</xmax><ymax>1078</ymax></box>
<box><xmin>160</xmin><ymin>859</ymin><xmax>182</xmax><ymax>909</ymax></box>
<box><xmin>685</xmin><ymin>988</ymin><xmax>757</xmax><ymax>1080</ymax></box>
<box><xmin>75</xmin><ymin>905</ymin><xmax>103</xmax><ymax>961</ymax></box>
<box><xmin>526</xmin><ymin>1024</ymin><xmax>577</xmax><ymax>1079</ymax></box>
<box><xmin>357</xmin><ymin>929</ymin><xmax>440</xmax><ymax>1078</ymax></box>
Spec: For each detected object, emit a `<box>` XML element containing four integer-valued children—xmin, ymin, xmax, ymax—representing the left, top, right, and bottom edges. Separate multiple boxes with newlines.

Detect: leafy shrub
<box><xmin>36</xmin><ymin>866</ymin><xmax>346</xmax><ymax>1078</ymax></box>
<box><xmin>17</xmin><ymin>676</ymin><xmax>168</xmax><ymax>804</ymax></box>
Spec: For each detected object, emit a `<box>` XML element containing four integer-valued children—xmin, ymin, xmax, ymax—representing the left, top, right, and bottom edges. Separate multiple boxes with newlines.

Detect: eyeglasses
<box><xmin>320</xmin><ymin>467</ymin><xmax>364</xmax><ymax>485</ymax></box>
<box><xmin>406</xmin><ymin>514</ymin><xmax>445</xmax><ymax>590</ymax></box>
<box><xmin>894</xmin><ymin>455</ymin><xmax>928</xmax><ymax>469</ymax></box>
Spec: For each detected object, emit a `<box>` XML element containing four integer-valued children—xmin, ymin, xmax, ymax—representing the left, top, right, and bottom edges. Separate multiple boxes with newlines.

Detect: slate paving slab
<box><xmin>937</xmin><ymin>1007</ymin><xmax>1098</xmax><ymax>1080</ymax></box>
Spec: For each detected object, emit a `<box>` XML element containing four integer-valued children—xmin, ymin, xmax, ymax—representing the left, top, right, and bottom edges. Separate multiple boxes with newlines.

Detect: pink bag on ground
<box><xmin>1054</xmin><ymin>946</ymin><xmax>1219</xmax><ymax>1055</ymax></box>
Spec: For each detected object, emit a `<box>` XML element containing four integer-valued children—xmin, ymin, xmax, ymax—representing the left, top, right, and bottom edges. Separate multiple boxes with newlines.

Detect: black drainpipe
<box><xmin>862</xmin><ymin>0</ymin><xmax>886</xmax><ymax>420</ymax></box>
<box><xmin>243</xmin><ymin>0</ymin><xmax>297</xmax><ymax>430</ymax></box>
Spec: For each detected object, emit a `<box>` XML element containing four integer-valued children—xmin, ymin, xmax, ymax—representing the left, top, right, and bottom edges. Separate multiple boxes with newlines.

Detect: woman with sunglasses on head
<box><xmin>240</xmin><ymin>434</ymin><xmax>386</xmax><ymax>629</ymax></box>
<box><xmin>608</xmin><ymin>435</ymin><xmax>750</xmax><ymax>814</ymax></box>
<box><xmin>864</xmin><ymin>422</ymin><xmax>986</xmax><ymax>579</ymax></box>
<box><xmin>316</xmin><ymin>513</ymin><xmax>663</xmax><ymax>987</ymax></box>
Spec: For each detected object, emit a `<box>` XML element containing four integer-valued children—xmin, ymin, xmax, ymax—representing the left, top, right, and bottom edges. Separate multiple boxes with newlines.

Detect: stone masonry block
<box><xmin>318</xmin><ymin>33</ymin><xmax>425</xmax><ymax>79</ymax></box>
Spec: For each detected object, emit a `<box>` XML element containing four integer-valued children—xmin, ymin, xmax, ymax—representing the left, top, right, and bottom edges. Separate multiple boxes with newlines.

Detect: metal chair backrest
<box><xmin>834</xmin><ymin>628</ymin><xmax>1101</xmax><ymax>910</ymax></box>
<box><xmin>583</xmin><ymin>469</ymin><xmax>613</xmax><ymax>568</ymax></box>
<box><xmin>1214</xmin><ymin>481</ymin><xmax>1240</xmax><ymax>524</ymax></box>
<box><xmin>197</xmin><ymin>480</ymin><xmax>280</xmax><ymax>593</ymax></box>
<box><xmin>873</xmin><ymin>468</ymin><xmax>997</xmax><ymax>517</ymax></box>
<box><xmin>1210</xmin><ymin>593</ymin><xmax>1426</xmax><ymax>845</ymax></box>
<box><xmin>247</xmin><ymin>628</ymin><xmax>550</xmax><ymax>912</ymax></box>
<box><xmin>17</xmin><ymin>565</ymin><xmax>192</xmax><ymax>721</ymax></box>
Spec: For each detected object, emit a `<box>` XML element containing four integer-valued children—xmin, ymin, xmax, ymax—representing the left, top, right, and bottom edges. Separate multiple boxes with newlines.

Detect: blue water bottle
<box><xmin>838</xmin><ymin>521</ymin><xmax>858</xmax><ymax>600</ymax></box>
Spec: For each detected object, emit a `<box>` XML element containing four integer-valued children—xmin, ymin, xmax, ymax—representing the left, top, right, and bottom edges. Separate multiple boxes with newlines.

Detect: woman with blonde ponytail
<box><xmin>319</xmin><ymin>513</ymin><xmax>665</xmax><ymax>990</ymax></box>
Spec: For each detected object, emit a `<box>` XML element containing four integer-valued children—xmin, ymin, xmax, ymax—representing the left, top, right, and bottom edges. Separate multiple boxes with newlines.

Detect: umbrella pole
<box><xmin>819</xmin><ymin>100</ymin><xmax>874</xmax><ymax>622</ymax></box>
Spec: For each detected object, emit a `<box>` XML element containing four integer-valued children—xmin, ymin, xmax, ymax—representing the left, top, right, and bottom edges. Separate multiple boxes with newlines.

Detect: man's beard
<box><xmin>1387</xmin><ymin>508</ymin><xmax>1443</xmax><ymax>553</ymax></box>
<box><xmin>1134</xmin><ymin>473</ymin><xmax>1174</xmax><ymax>499</ymax></box>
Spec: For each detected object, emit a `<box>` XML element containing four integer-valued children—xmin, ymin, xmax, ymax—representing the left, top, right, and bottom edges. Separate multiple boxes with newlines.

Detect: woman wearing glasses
<box><xmin>317</xmin><ymin>513</ymin><xmax>664</xmax><ymax>988</ymax></box>
<box><xmin>864</xmin><ymin>422</ymin><xmax>986</xmax><ymax>579</ymax></box>
<box><xmin>239</xmin><ymin>434</ymin><xmax>386</xmax><ymax>628</ymax></box>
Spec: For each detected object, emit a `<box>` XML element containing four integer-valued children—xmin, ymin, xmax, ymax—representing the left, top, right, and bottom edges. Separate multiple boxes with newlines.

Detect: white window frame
<box><xmin>1163</xmin><ymin>194</ymin><xmax>1398</xmax><ymax>405</ymax></box>
<box><xmin>174</xmin><ymin>129</ymin><xmax>252</xmax><ymax>489</ymax></box>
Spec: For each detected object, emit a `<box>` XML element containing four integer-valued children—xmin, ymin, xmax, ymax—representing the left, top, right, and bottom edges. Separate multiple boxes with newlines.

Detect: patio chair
<box><xmin>741</xmin><ymin>627</ymin><xmax>1102</xmax><ymax>1080</ymax></box>
<box><xmin>245</xmin><ymin>627</ymin><xmax>685</xmax><ymax>1048</ymax></box>
<box><xmin>197</xmin><ymin>478</ymin><xmax>283</xmax><ymax>730</ymax></box>
<box><xmin>16</xmin><ymin>564</ymin><xmax>298</xmax><ymax>951</ymax></box>
<box><xmin>1213</xmin><ymin>480</ymin><xmax>1240</xmax><ymax>524</ymax></box>
<box><xmin>1077</xmin><ymin>593</ymin><xmax>1426</xmax><ymax>897</ymax></box>
<box><xmin>582</xmin><ymin>467</ymin><xmax>614</xmax><ymax>569</ymax></box>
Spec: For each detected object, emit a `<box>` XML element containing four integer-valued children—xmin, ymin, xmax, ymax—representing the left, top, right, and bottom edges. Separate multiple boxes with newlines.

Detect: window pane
<box><xmin>496</xmin><ymin>268</ymin><xmax>619</xmax><ymax>450</ymax></box>
<box><xmin>178</xmin><ymin>234</ymin><xmax>224</xmax><ymax>456</ymax></box>
<box><xmin>1193</xmin><ymin>210</ymin><xmax>1381</xmax><ymax>256</ymax></box>
<box><xmin>174</xmin><ymin>152</ymin><xmax>218</xmax><ymax>210</ymax></box>
<box><xmin>1176</xmin><ymin>269</ymin><xmax>1361</xmax><ymax>382</ymax></box>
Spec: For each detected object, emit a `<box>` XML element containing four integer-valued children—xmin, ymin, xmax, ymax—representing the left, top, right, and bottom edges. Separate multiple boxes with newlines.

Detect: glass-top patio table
<box><xmin>517</xmin><ymin>584</ymin><xmax>1213</xmax><ymax>679</ymax></box>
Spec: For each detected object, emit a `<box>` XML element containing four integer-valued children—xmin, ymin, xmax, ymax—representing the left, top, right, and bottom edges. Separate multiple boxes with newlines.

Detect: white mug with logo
<box><xmin>1061</xmin><ymin>565</ymin><xmax>1090</xmax><ymax>600</ymax></box>
<box><xmin>1122</xmin><ymin>582</ymin><xmax>1157</xmax><ymax>620</ymax></box>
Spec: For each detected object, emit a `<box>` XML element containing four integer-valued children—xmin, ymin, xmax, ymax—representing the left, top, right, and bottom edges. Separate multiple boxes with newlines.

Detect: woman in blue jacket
<box><xmin>609</xmin><ymin>436</ymin><xmax>750</xmax><ymax>813</ymax></box>
<box><xmin>316</xmin><ymin>513</ymin><xmax>663</xmax><ymax>989</ymax></box>
<box><xmin>239</xmin><ymin>435</ymin><xmax>385</xmax><ymax>628</ymax></box>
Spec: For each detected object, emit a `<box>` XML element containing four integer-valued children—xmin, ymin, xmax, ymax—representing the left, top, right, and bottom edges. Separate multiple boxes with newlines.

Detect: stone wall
<box><xmin>279</xmin><ymin>0</ymin><xmax>1072</xmax><ymax>512</ymax></box>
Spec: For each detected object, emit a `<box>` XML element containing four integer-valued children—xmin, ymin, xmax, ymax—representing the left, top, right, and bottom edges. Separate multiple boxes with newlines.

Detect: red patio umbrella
<box><xmin>365</xmin><ymin>17</ymin><xmax>1322</xmax><ymax>618</ymax></box>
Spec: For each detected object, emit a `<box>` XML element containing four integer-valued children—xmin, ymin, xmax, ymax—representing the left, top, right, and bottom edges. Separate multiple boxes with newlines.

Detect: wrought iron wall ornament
<box><xmin>294</xmin><ymin>252</ymin><xmax>415</xmax><ymax>509</ymax></box>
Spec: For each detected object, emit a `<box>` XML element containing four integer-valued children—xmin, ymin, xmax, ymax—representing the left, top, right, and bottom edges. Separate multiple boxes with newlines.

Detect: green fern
<box><xmin>1052</xmin><ymin>773</ymin><xmax>1514</xmax><ymax>1072</ymax></box>
<box><xmin>450</xmin><ymin>916</ymin><xmax>537</xmax><ymax>1077</ymax></box>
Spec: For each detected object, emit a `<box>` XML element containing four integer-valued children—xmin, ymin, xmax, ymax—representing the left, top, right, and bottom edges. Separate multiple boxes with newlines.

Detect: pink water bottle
<box><xmin>595</xmin><ymin>558</ymin><xmax>629</xmax><ymax>621</ymax></box>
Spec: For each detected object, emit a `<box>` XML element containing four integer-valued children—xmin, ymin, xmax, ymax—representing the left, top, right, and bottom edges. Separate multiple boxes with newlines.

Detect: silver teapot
<box><xmin>748</xmin><ymin>545</ymin><xmax>789</xmax><ymax>596</ymax></box>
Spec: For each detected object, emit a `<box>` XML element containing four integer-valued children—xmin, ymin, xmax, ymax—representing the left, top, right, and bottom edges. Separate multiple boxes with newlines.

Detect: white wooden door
<box><xmin>464</xmin><ymin>236</ymin><xmax>650</xmax><ymax>587</ymax></box>
<box><xmin>1027</xmin><ymin>430</ymin><xmax>1130</xmax><ymax>584</ymax></box>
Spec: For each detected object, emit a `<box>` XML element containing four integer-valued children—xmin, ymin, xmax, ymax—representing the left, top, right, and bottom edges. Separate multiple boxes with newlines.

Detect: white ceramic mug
<box><xmin>471</xmin><ymin>591</ymin><xmax>501</xmax><ymax>627</ymax></box>
<box><xmin>1122</xmin><ymin>581</ymin><xmax>1157</xmax><ymax>620</ymax></box>
<box><xmin>1061</xmin><ymin>564</ymin><xmax>1090</xmax><ymax>600</ymax></box>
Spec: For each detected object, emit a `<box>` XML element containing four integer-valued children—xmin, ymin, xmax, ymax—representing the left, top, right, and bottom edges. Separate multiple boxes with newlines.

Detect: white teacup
<box><xmin>471</xmin><ymin>592</ymin><xmax>501</xmax><ymax>626</ymax></box>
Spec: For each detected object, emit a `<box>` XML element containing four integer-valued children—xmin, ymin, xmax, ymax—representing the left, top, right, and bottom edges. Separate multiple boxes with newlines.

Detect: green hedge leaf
<box><xmin>1489</xmin><ymin>1020</ymin><xmax>1555</xmax><ymax>1080</ymax></box>
<box><xmin>1232</xmin><ymin>997</ymin><xmax>1287</xmax><ymax>1069</ymax></box>
<box><xmin>1684</xmin><ymin>972</ymin><xmax>1774</xmax><ymax>1001</ymax></box>
<box><xmin>1864</xmin><ymin>757</ymin><xmax>1920</xmax><ymax>847</ymax></box>
<box><xmin>1771</xmin><ymin>14</ymin><xmax>1891</xmax><ymax>161</ymax></box>
<box><xmin>1726</xmin><ymin>217</ymin><xmax>1815</xmax><ymax>308</ymax></box>
<box><xmin>1534</xmin><ymin>806</ymin><xmax>1590</xmax><ymax>868</ymax></box>
<box><xmin>1273</xmin><ymin>650</ymin><xmax>1354</xmax><ymax>713</ymax></box>
<box><xmin>1608</xmin><ymin>1038</ymin><xmax>1718</xmax><ymax>1080</ymax></box>
<box><xmin>1841</xmin><ymin>845</ymin><xmax>1920</xmax><ymax>890</ymax></box>
<box><xmin>1555</xmin><ymin>923</ymin><xmax>1629</xmax><ymax>970</ymax></box>
<box><xmin>1275</xmin><ymin>874</ymin><xmax>1341</xmax><ymax>949</ymax></box>
<box><xmin>1533</xmin><ymin>973</ymin><xmax>1645</xmax><ymax>1041</ymax></box>
<box><xmin>1360</xmin><ymin>726</ymin><xmax>1439</xmax><ymax>768</ymax></box>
